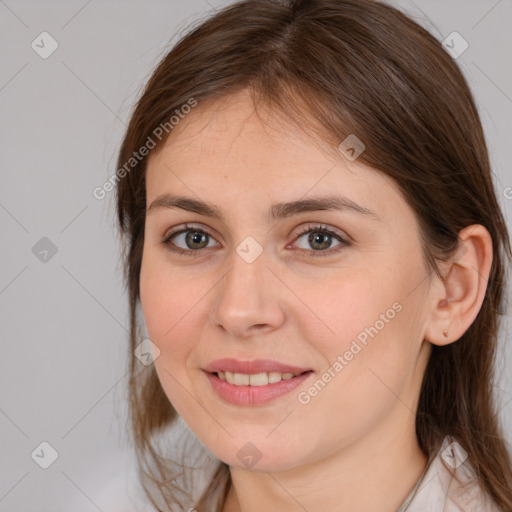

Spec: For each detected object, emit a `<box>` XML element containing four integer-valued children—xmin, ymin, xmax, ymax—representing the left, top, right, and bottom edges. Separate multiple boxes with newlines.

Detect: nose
<box><xmin>209</xmin><ymin>248</ymin><xmax>286</xmax><ymax>340</ymax></box>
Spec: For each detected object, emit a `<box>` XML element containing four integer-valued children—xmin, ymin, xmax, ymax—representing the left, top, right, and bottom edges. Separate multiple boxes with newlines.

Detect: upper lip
<box><xmin>203</xmin><ymin>358</ymin><xmax>312</xmax><ymax>375</ymax></box>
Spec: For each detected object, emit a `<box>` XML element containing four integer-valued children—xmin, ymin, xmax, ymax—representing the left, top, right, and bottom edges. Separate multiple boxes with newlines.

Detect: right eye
<box><xmin>162</xmin><ymin>224</ymin><xmax>220</xmax><ymax>256</ymax></box>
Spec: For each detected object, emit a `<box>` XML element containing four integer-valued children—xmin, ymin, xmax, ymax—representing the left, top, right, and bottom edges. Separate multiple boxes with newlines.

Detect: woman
<box><xmin>115</xmin><ymin>0</ymin><xmax>512</xmax><ymax>510</ymax></box>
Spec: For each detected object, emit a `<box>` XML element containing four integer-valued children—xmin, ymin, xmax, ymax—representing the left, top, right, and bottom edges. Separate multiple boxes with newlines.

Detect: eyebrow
<box><xmin>146</xmin><ymin>193</ymin><xmax>381</xmax><ymax>222</ymax></box>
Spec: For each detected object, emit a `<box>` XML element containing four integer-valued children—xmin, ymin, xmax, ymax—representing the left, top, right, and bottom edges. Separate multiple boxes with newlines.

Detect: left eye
<box><xmin>291</xmin><ymin>225</ymin><xmax>349</xmax><ymax>257</ymax></box>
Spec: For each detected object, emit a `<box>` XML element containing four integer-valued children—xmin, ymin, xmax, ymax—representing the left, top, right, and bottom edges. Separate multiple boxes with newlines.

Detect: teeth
<box><xmin>234</xmin><ymin>373</ymin><xmax>250</xmax><ymax>385</ymax></box>
<box><xmin>217</xmin><ymin>371</ymin><xmax>301</xmax><ymax>385</ymax></box>
<box><xmin>268</xmin><ymin>372</ymin><xmax>282</xmax><ymax>383</ymax></box>
<box><xmin>249</xmin><ymin>373</ymin><xmax>268</xmax><ymax>386</ymax></box>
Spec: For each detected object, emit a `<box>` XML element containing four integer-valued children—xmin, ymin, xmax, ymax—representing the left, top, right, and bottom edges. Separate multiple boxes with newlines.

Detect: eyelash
<box><xmin>161</xmin><ymin>223</ymin><xmax>350</xmax><ymax>259</ymax></box>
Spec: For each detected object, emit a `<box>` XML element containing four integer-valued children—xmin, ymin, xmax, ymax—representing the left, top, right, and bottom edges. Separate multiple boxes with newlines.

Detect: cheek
<box><xmin>139</xmin><ymin>255</ymin><xmax>200</xmax><ymax>361</ymax></box>
<box><xmin>139</xmin><ymin>272</ymin><xmax>172</xmax><ymax>344</ymax></box>
<box><xmin>300</xmin><ymin>265</ymin><xmax>424</xmax><ymax>402</ymax></box>
<box><xmin>304</xmin><ymin>269</ymin><xmax>402</xmax><ymax>352</ymax></box>
<box><xmin>139</xmin><ymin>265</ymin><xmax>203</xmax><ymax>414</ymax></box>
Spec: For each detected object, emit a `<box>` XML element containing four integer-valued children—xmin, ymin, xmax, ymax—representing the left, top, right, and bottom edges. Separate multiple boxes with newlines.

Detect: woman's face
<box><xmin>140</xmin><ymin>90</ymin><xmax>433</xmax><ymax>471</ymax></box>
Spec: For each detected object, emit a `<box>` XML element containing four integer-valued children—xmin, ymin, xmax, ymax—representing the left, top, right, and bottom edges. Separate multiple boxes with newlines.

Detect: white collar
<box><xmin>397</xmin><ymin>435</ymin><xmax>502</xmax><ymax>512</ymax></box>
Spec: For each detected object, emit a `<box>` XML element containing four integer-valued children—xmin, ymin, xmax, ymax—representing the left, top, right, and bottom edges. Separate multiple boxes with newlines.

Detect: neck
<box><xmin>222</xmin><ymin>412</ymin><xmax>427</xmax><ymax>512</ymax></box>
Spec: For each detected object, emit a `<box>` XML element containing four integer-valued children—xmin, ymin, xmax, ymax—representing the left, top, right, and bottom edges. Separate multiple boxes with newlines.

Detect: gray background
<box><xmin>0</xmin><ymin>0</ymin><xmax>511</xmax><ymax>510</ymax></box>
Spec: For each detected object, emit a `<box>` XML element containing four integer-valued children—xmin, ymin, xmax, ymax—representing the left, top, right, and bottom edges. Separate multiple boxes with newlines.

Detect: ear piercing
<box><xmin>443</xmin><ymin>330</ymin><xmax>449</xmax><ymax>338</ymax></box>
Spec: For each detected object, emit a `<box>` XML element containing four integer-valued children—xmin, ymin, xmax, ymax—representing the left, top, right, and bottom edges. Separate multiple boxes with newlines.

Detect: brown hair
<box><xmin>115</xmin><ymin>0</ymin><xmax>512</xmax><ymax>510</ymax></box>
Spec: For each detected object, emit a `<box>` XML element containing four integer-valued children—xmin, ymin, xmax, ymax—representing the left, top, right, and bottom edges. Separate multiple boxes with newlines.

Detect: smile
<box><xmin>202</xmin><ymin>358</ymin><xmax>314</xmax><ymax>405</ymax></box>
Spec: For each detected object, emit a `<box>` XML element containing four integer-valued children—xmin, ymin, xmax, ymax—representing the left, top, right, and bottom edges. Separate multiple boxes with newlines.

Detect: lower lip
<box><xmin>204</xmin><ymin>371</ymin><xmax>313</xmax><ymax>406</ymax></box>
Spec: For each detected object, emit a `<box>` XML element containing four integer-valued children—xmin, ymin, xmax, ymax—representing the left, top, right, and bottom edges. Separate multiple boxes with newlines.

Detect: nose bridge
<box><xmin>210</xmin><ymin>242</ymin><xmax>284</xmax><ymax>336</ymax></box>
<box><xmin>220</xmin><ymin>244</ymin><xmax>269</xmax><ymax>311</ymax></box>
<box><xmin>233</xmin><ymin>240</ymin><xmax>268</xmax><ymax>287</ymax></box>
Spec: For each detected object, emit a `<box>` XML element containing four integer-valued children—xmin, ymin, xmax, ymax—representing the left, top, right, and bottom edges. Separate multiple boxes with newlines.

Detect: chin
<box><xmin>202</xmin><ymin>433</ymin><xmax>310</xmax><ymax>473</ymax></box>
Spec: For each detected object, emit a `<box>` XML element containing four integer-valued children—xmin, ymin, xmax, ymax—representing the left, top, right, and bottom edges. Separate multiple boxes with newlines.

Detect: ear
<box><xmin>424</xmin><ymin>224</ymin><xmax>493</xmax><ymax>346</ymax></box>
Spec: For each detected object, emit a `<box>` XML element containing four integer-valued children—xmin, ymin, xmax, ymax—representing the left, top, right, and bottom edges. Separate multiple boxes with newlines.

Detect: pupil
<box><xmin>310</xmin><ymin>232</ymin><xmax>331</xmax><ymax>250</ymax></box>
<box><xmin>187</xmin><ymin>231</ymin><xmax>207</xmax><ymax>248</ymax></box>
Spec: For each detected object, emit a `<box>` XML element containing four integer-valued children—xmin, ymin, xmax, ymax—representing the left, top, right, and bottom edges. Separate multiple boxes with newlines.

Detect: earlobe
<box><xmin>424</xmin><ymin>224</ymin><xmax>493</xmax><ymax>347</ymax></box>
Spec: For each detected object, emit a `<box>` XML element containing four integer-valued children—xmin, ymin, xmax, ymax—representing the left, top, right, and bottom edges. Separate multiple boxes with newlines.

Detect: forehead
<box><xmin>144</xmin><ymin>90</ymin><xmax>408</xmax><ymax>223</ymax></box>
<box><xmin>150</xmin><ymin>90</ymin><xmax>334</xmax><ymax>164</ymax></box>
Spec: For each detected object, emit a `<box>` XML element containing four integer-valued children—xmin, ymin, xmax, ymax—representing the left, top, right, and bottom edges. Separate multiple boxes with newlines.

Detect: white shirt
<box><xmin>397</xmin><ymin>435</ymin><xmax>503</xmax><ymax>512</ymax></box>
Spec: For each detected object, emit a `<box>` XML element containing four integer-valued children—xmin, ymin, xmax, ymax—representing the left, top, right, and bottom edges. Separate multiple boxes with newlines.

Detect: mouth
<box><xmin>202</xmin><ymin>359</ymin><xmax>314</xmax><ymax>405</ymax></box>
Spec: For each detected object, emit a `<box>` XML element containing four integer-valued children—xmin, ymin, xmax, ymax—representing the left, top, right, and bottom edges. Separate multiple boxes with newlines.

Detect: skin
<box><xmin>139</xmin><ymin>89</ymin><xmax>493</xmax><ymax>512</ymax></box>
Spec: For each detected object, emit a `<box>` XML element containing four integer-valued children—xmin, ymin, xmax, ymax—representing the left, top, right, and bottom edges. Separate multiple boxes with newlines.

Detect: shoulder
<box><xmin>407</xmin><ymin>436</ymin><xmax>503</xmax><ymax>512</ymax></box>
